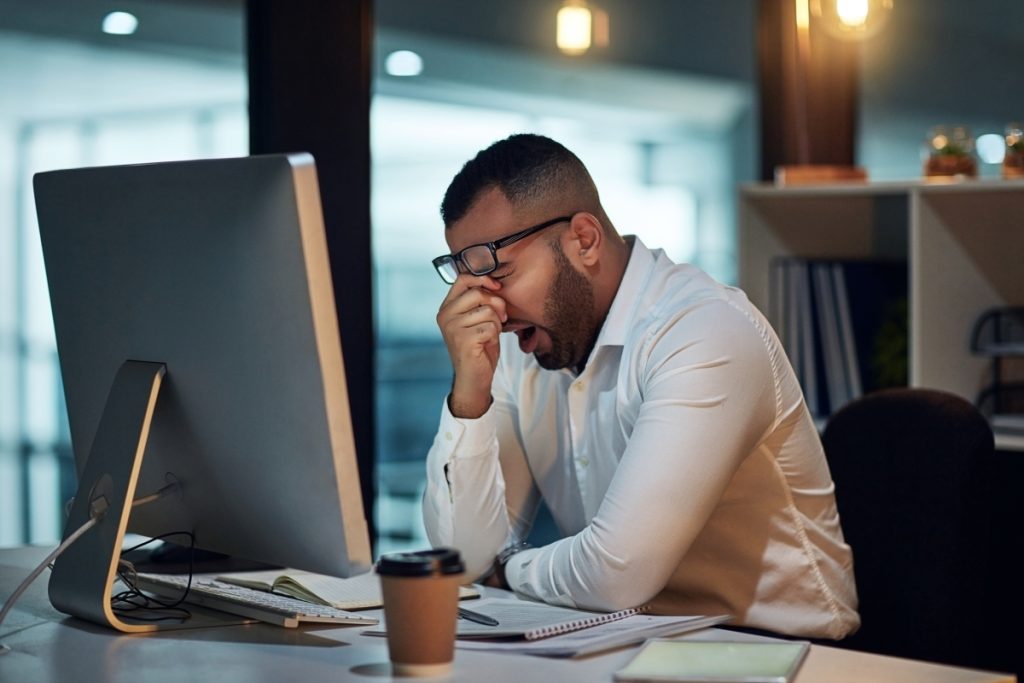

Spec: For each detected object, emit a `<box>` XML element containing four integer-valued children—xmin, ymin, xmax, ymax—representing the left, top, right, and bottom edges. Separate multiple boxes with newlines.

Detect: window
<box><xmin>0</xmin><ymin>25</ymin><xmax>245</xmax><ymax>547</ymax></box>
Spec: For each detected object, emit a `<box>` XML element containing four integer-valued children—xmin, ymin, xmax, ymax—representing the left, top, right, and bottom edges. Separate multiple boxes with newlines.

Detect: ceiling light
<box><xmin>385</xmin><ymin>50</ymin><xmax>423</xmax><ymax>77</ymax></box>
<box><xmin>836</xmin><ymin>0</ymin><xmax>869</xmax><ymax>27</ymax></box>
<box><xmin>102</xmin><ymin>11</ymin><xmax>139</xmax><ymax>36</ymax></box>
<box><xmin>557</xmin><ymin>1</ymin><xmax>592</xmax><ymax>55</ymax></box>
<box><xmin>810</xmin><ymin>0</ymin><xmax>892</xmax><ymax>40</ymax></box>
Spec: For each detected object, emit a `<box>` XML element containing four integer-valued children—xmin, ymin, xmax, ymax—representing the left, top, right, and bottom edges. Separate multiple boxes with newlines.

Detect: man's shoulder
<box><xmin>622</xmin><ymin>265</ymin><xmax>776</xmax><ymax>379</ymax></box>
<box><xmin>630</xmin><ymin>261</ymin><xmax>758</xmax><ymax>336</ymax></box>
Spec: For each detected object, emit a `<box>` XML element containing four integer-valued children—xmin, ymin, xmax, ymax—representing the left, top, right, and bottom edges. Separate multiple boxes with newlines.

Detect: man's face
<box><xmin>446</xmin><ymin>187</ymin><xmax>597</xmax><ymax>370</ymax></box>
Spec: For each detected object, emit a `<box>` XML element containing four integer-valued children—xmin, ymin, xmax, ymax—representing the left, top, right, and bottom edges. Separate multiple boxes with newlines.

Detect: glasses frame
<box><xmin>432</xmin><ymin>215</ymin><xmax>574</xmax><ymax>284</ymax></box>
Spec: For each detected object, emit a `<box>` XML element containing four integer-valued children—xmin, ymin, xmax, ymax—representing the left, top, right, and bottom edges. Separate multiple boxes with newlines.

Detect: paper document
<box><xmin>455</xmin><ymin>612</ymin><xmax>731</xmax><ymax>658</ymax></box>
<box><xmin>363</xmin><ymin>596</ymin><xmax>729</xmax><ymax>657</ymax></box>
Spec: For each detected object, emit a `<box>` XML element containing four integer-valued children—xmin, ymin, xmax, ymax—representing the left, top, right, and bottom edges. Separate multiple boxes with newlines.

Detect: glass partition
<box><xmin>0</xmin><ymin>22</ymin><xmax>245</xmax><ymax>547</ymax></box>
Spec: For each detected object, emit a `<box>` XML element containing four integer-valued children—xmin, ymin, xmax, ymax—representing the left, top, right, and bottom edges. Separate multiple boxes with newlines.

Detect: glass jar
<box><xmin>1003</xmin><ymin>123</ymin><xmax>1024</xmax><ymax>179</ymax></box>
<box><xmin>923</xmin><ymin>125</ymin><xmax>978</xmax><ymax>178</ymax></box>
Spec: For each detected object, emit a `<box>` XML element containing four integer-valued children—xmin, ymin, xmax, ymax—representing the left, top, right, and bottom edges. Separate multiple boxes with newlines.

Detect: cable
<box><xmin>130</xmin><ymin>480</ymin><xmax>180</xmax><ymax>508</ymax></box>
<box><xmin>110</xmin><ymin>530</ymin><xmax>196</xmax><ymax>622</ymax></box>
<box><xmin>0</xmin><ymin>515</ymin><xmax>100</xmax><ymax>655</ymax></box>
<box><xmin>0</xmin><ymin>480</ymin><xmax>186</xmax><ymax>653</ymax></box>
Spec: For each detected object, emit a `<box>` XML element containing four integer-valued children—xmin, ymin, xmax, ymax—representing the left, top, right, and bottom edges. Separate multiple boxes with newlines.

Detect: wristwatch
<box><xmin>497</xmin><ymin>541</ymin><xmax>533</xmax><ymax>570</ymax></box>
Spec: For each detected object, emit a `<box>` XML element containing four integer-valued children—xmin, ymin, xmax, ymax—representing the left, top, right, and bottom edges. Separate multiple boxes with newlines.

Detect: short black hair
<box><xmin>440</xmin><ymin>133</ymin><xmax>596</xmax><ymax>227</ymax></box>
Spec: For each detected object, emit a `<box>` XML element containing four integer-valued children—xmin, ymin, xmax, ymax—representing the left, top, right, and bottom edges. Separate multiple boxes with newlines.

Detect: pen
<box><xmin>458</xmin><ymin>606</ymin><xmax>499</xmax><ymax>626</ymax></box>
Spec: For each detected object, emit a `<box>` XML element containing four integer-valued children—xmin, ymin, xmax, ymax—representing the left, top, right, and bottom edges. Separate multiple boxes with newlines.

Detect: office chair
<box><xmin>821</xmin><ymin>388</ymin><xmax>997</xmax><ymax>670</ymax></box>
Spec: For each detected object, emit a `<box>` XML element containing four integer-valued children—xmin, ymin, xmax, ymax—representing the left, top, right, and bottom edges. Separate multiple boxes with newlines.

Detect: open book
<box><xmin>216</xmin><ymin>568</ymin><xmax>478</xmax><ymax>610</ymax></box>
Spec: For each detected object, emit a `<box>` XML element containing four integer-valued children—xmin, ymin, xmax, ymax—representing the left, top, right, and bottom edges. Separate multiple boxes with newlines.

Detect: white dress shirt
<box><xmin>422</xmin><ymin>237</ymin><xmax>860</xmax><ymax>639</ymax></box>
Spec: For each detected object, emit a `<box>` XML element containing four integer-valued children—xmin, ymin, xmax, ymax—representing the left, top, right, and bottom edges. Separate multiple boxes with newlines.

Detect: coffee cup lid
<box><xmin>376</xmin><ymin>547</ymin><xmax>465</xmax><ymax>577</ymax></box>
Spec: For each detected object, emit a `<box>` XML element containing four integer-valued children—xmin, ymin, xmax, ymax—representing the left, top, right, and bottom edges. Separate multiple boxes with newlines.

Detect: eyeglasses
<box><xmin>432</xmin><ymin>215</ymin><xmax>573</xmax><ymax>284</ymax></box>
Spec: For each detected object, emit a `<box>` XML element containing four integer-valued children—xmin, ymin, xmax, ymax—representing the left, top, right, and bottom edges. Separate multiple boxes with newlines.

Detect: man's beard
<box><xmin>534</xmin><ymin>241</ymin><xmax>598</xmax><ymax>371</ymax></box>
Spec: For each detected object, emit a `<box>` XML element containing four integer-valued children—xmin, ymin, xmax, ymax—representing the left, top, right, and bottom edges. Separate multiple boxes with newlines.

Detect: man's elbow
<box><xmin>574</xmin><ymin>570</ymin><xmax>665</xmax><ymax>612</ymax></box>
<box><xmin>460</xmin><ymin>547</ymin><xmax>497</xmax><ymax>581</ymax></box>
<box><xmin>423</xmin><ymin>524</ymin><xmax>496</xmax><ymax>579</ymax></box>
<box><xmin>599</xmin><ymin>588</ymin><xmax>661</xmax><ymax>613</ymax></box>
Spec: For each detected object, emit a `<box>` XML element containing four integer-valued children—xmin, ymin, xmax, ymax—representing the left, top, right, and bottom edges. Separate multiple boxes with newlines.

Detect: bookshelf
<box><xmin>738</xmin><ymin>179</ymin><xmax>1024</xmax><ymax>451</ymax></box>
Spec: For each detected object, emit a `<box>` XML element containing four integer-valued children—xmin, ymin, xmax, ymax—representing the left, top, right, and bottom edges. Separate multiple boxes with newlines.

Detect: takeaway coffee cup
<box><xmin>376</xmin><ymin>548</ymin><xmax>465</xmax><ymax>677</ymax></box>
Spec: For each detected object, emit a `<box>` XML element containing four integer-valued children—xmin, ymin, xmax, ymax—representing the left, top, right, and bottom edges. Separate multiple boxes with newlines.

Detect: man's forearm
<box><xmin>421</xmin><ymin>406</ymin><xmax>512</xmax><ymax>579</ymax></box>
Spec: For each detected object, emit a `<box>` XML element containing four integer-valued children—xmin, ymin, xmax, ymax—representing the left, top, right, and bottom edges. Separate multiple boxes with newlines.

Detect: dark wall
<box><xmin>375</xmin><ymin>0</ymin><xmax>758</xmax><ymax>83</ymax></box>
<box><xmin>247</xmin><ymin>0</ymin><xmax>376</xmax><ymax>543</ymax></box>
<box><xmin>860</xmin><ymin>0</ymin><xmax>1024</xmax><ymax>120</ymax></box>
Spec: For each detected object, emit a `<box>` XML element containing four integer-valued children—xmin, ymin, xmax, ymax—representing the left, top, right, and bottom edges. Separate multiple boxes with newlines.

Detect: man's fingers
<box><xmin>439</xmin><ymin>273</ymin><xmax>502</xmax><ymax>309</ymax></box>
<box><xmin>449</xmin><ymin>305</ymin><xmax>503</xmax><ymax>337</ymax></box>
<box><xmin>438</xmin><ymin>285</ymin><xmax>507</xmax><ymax>325</ymax></box>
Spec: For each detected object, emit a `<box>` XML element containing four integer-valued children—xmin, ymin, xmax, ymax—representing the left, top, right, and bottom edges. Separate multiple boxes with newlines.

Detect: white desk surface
<box><xmin>0</xmin><ymin>546</ymin><xmax>1015</xmax><ymax>683</ymax></box>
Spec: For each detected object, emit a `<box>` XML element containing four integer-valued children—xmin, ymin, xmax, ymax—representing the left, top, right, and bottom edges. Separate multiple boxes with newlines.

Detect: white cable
<box><xmin>0</xmin><ymin>515</ymin><xmax>100</xmax><ymax>655</ymax></box>
<box><xmin>131</xmin><ymin>480</ymin><xmax>179</xmax><ymax>508</ymax></box>
<box><xmin>0</xmin><ymin>481</ymin><xmax>180</xmax><ymax>654</ymax></box>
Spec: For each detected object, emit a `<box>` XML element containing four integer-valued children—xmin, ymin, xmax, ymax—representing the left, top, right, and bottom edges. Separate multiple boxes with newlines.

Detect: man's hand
<box><xmin>437</xmin><ymin>274</ymin><xmax>507</xmax><ymax>419</ymax></box>
<box><xmin>482</xmin><ymin>562</ymin><xmax>509</xmax><ymax>589</ymax></box>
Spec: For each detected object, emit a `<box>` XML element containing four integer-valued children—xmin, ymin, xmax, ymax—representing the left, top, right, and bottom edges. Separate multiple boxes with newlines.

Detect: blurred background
<box><xmin>1</xmin><ymin>0</ymin><xmax>1021</xmax><ymax>554</ymax></box>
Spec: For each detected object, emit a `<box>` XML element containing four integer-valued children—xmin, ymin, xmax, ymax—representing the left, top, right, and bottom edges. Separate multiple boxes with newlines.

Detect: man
<box><xmin>422</xmin><ymin>133</ymin><xmax>859</xmax><ymax>639</ymax></box>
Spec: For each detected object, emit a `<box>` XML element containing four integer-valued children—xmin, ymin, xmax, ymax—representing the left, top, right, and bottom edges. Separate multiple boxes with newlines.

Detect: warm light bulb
<box><xmin>795</xmin><ymin>0</ymin><xmax>810</xmax><ymax>30</ymax></box>
<box><xmin>836</xmin><ymin>0</ymin><xmax>869</xmax><ymax>27</ymax></box>
<box><xmin>557</xmin><ymin>3</ymin><xmax>592</xmax><ymax>55</ymax></box>
<box><xmin>810</xmin><ymin>0</ymin><xmax>892</xmax><ymax>40</ymax></box>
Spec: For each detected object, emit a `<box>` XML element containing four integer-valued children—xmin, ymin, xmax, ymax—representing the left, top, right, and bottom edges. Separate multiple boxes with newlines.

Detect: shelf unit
<box><xmin>738</xmin><ymin>179</ymin><xmax>1024</xmax><ymax>451</ymax></box>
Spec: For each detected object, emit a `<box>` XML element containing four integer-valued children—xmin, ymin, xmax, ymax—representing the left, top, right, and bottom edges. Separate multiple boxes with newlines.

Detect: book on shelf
<box><xmin>793</xmin><ymin>261</ymin><xmax>821</xmax><ymax>416</ymax></box>
<box><xmin>813</xmin><ymin>263</ymin><xmax>851</xmax><ymax>413</ymax></box>
<box><xmin>831</xmin><ymin>264</ymin><xmax>863</xmax><ymax>400</ymax></box>
<box><xmin>216</xmin><ymin>568</ymin><xmax>478</xmax><ymax>610</ymax></box>
<box><xmin>769</xmin><ymin>258</ymin><xmax>907</xmax><ymax>419</ymax></box>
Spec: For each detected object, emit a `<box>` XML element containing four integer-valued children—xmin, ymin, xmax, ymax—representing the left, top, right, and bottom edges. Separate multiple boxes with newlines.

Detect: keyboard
<box><xmin>134</xmin><ymin>572</ymin><xmax>380</xmax><ymax>628</ymax></box>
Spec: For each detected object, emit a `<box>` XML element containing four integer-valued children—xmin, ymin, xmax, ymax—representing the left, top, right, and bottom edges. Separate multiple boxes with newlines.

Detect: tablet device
<box><xmin>614</xmin><ymin>639</ymin><xmax>810</xmax><ymax>683</ymax></box>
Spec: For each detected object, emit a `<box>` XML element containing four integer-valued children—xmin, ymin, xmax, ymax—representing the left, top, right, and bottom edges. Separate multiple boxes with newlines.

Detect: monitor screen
<box><xmin>34</xmin><ymin>154</ymin><xmax>371</xmax><ymax>585</ymax></box>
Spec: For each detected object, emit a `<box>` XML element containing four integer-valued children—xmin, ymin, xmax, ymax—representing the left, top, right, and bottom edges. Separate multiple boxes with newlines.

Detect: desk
<box><xmin>0</xmin><ymin>546</ymin><xmax>1015</xmax><ymax>683</ymax></box>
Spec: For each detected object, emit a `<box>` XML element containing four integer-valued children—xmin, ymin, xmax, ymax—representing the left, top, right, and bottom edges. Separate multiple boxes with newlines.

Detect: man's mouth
<box><xmin>516</xmin><ymin>326</ymin><xmax>539</xmax><ymax>354</ymax></box>
<box><xmin>504</xmin><ymin>323</ymin><xmax>540</xmax><ymax>354</ymax></box>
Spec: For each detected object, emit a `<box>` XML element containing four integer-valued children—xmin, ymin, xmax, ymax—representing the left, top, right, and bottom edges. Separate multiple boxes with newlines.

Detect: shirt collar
<box><xmin>592</xmin><ymin>235</ymin><xmax>656</xmax><ymax>351</ymax></box>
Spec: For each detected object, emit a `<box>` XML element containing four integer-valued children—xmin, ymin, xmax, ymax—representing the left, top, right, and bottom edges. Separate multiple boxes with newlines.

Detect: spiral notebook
<box><xmin>367</xmin><ymin>597</ymin><xmax>696</xmax><ymax>640</ymax></box>
<box><xmin>456</xmin><ymin>598</ymin><xmax>649</xmax><ymax>640</ymax></box>
<box><xmin>364</xmin><ymin>597</ymin><xmax>730</xmax><ymax>657</ymax></box>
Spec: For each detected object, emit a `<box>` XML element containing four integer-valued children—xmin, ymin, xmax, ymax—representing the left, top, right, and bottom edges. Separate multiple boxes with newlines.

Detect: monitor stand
<box><xmin>47</xmin><ymin>360</ymin><xmax>245</xmax><ymax>632</ymax></box>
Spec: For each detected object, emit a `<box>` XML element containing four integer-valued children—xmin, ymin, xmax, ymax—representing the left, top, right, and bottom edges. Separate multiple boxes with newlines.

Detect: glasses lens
<box><xmin>435</xmin><ymin>257</ymin><xmax>459</xmax><ymax>284</ymax></box>
<box><xmin>462</xmin><ymin>245</ymin><xmax>497</xmax><ymax>275</ymax></box>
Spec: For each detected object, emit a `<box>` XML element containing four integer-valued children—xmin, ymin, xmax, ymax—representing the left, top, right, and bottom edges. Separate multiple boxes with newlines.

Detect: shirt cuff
<box><xmin>502</xmin><ymin>546</ymin><xmax>539</xmax><ymax>592</ymax></box>
<box><xmin>438</xmin><ymin>394</ymin><xmax>498</xmax><ymax>460</ymax></box>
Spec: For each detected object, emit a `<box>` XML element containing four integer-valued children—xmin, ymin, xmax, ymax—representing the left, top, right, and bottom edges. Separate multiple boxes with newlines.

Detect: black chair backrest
<box><xmin>821</xmin><ymin>388</ymin><xmax>996</xmax><ymax>668</ymax></box>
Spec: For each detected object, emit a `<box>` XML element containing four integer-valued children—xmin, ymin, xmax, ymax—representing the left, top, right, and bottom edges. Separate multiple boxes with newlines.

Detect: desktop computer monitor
<box><xmin>33</xmin><ymin>153</ymin><xmax>371</xmax><ymax>631</ymax></box>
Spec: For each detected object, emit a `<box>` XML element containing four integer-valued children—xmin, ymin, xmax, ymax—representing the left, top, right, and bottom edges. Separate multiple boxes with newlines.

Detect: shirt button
<box><xmin>575</xmin><ymin>382</ymin><xmax>585</xmax><ymax>392</ymax></box>
<box><xmin>445</xmin><ymin>432</ymin><xmax>453</xmax><ymax>441</ymax></box>
<box><xmin>578</xmin><ymin>457</ymin><xmax>589</xmax><ymax>467</ymax></box>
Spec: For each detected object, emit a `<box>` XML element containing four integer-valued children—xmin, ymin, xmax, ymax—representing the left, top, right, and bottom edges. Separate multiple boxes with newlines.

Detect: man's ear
<box><xmin>566</xmin><ymin>212</ymin><xmax>603</xmax><ymax>267</ymax></box>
